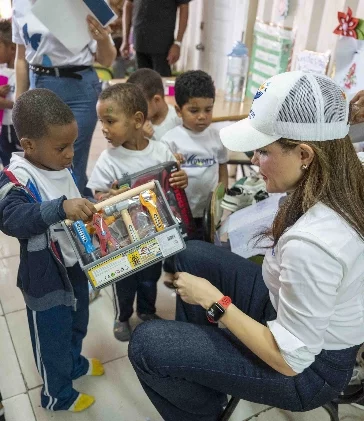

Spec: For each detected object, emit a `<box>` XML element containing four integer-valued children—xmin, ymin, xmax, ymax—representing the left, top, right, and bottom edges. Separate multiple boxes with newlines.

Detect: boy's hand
<box><xmin>0</xmin><ymin>85</ymin><xmax>10</xmax><ymax>97</ymax></box>
<box><xmin>63</xmin><ymin>198</ymin><xmax>97</xmax><ymax>222</ymax></box>
<box><xmin>143</xmin><ymin>121</ymin><xmax>154</xmax><ymax>139</ymax></box>
<box><xmin>174</xmin><ymin>153</ymin><xmax>185</xmax><ymax>164</ymax></box>
<box><xmin>170</xmin><ymin>169</ymin><xmax>188</xmax><ymax>189</ymax></box>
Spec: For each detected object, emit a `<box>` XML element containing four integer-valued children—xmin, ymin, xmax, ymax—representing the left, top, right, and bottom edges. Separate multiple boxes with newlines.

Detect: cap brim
<box><xmin>220</xmin><ymin>118</ymin><xmax>280</xmax><ymax>152</ymax></box>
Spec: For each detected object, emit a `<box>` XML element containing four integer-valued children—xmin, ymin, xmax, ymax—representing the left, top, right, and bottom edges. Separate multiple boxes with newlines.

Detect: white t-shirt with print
<box><xmin>152</xmin><ymin>104</ymin><xmax>181</xmax><ymax>141</ymax></box>
<box><xmin>12</xmin><ymin>0</ymin><xmax>97</xmax><ymax>67</ymax></box>
<box><xmin>8</xmin><ymin>153</ymin><xmax>81</xmax><ymax>267</ymax></box>
<box><xmin>161</xmin><ymin>125</ymin><xmax>228</xmax><ymax>218</ymax></box>
<box><xmin>87</xmin><ymin>140</ymin><xmax>176</xmax><ymax>192</ymax></box>
<box><xmin>0</xmin><ymin>67</ymin><xmax>15</xmax><ymax>125</ymax></box>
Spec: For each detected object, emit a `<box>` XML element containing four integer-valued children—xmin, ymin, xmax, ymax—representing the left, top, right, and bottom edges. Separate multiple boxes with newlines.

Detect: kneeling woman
<box><xmin>128</xmin><ymin>72</ymin><xmax>364</xmax><ymax>421</ymax></box>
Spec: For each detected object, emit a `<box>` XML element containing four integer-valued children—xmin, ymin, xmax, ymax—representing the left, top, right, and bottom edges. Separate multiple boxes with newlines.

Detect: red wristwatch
<box><xmin>206</xmin><ymin>296</ymin><xmax>232</xmax><ymax>323</ymax></box>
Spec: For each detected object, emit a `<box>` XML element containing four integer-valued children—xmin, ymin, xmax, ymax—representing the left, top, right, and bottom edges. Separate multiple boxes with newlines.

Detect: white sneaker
<box><xmin>221</xmin><ymin>185</ymin><xmax>254</xmax><ymax>212</ymax></box>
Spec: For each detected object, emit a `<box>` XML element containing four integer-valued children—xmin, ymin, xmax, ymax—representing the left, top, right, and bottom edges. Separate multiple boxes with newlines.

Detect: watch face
<box><xmin>206</xmin><ymin>302</ymin><xmax>225</xmax><ymax>323</ymax></box>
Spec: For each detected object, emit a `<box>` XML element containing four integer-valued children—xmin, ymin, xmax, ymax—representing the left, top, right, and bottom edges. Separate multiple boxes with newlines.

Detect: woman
<box><xmin>12</xmin><ymin>0</ymin><xmax>116</xmax><ymax>195</ymax></box>
<box><xmin>128</xmin><ymin>71</ymin><xmax>364</xmax><ymax>421</ymax></box>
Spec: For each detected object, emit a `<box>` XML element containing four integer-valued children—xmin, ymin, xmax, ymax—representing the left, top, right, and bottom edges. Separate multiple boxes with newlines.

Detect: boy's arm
<box><xmin>218</xmin><ymin>163</ymin><xmax>228</xmax><ymax>190</ymax></box>
<box><xmin>15</xmin><ymin>44</ymin><xmax>29</xmax><ymax>99</ymax></box>
<box><xmin>0</xmin><ymin>189</ymin><xmax>67</xmax><ymax>239</ymax></box>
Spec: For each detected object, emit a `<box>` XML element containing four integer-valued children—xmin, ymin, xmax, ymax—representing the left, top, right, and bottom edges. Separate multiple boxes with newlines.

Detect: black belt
<box><xmin>29</xmin><ymin>65</ymin><xmax>91</xmax><ymax>80</ymax></box>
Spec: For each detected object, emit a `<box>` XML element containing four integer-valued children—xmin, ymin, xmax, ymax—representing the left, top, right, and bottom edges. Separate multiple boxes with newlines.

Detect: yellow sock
<box><xmin>68</xmin><ymin>393</ymin><xmax>95</xmax><ymax>412</ymax></box>
<box><xmin>86</xmin><ymin>358</ymin><xmax>105</xmax><ymax>376</ymax></box>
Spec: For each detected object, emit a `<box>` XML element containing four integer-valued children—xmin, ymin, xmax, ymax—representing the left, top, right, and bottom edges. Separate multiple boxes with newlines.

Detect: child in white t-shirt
<box><xmin>161</xmin><ymin>70</ymin><xmax>228</xmax><ymax>236</ymax></box>
<box><xmin>0</xmin><ymin>19</ymin><xmax>21</xmax><ymax>167</ymax></box>
<box><xmin>127</xmin><ymin>68</ymin><xmax>181</xmax><ymax>141</ymax></box>
<box><xmin>87</xmin><ymin>83</ymin><xmax>188</xmax><ymax>341</ymax></box>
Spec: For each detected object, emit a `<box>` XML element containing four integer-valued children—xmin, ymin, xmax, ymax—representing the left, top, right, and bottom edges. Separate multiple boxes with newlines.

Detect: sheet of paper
<box><xmin>32</xmin><ymin>0</ymin><xmax>116</xmax><ymax>55</ymax></box>
<box><xmin>227</xmin><ymin>194</ymin><xmax>285</xmax><ymax>258</ymax></box>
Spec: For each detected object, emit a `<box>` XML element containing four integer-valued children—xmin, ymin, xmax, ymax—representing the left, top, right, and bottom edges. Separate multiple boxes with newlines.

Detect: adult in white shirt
<box><xmin>128</xmin><ymin>72</ymin><xmax>364</xmax><ymax>421</ymax></box>
<box><xmin>11</xmin><ymin>0</ymin><xmax>116</xmax><ymax>195</ymax></box>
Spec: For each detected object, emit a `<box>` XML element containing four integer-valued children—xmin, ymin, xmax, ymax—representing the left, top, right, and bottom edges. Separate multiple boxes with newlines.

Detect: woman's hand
<box><xmin>87</xmin><ymin>15</ymin><xmax>110</xmax><ymax>42</ymax></box>
<box><xmin>0</xmin><ymin>85</ymin><xmax>10</xmax><ymax>97</ymax></box>
<box><xmin>169</xmin><ymin>169</ymin><xmax>188</xmax><ymax>189</ymax></box>
<box><xmin>350</xmin><ymin>90</ymin><xmax>364</xmax><ymax>124</ymax></box>
<box><xmin>173</xmin><ymin>272</ymin><xmax>223</xmax><ymax>309</ymax></box>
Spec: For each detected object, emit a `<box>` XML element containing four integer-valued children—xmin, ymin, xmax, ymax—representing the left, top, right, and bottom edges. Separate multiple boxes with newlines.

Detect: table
<box><xmin>109</xmin><ymin>78</ymin><xmax>252</xmax><ymax>123</ymax></box>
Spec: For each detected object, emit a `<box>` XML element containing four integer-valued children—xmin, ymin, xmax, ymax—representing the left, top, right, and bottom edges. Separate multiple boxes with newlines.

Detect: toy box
<box><xmin>63</xmin><ymin>181</ymin><xmax>185</xmax><ymax>290</ymax></box>
<box><xmin>116</xmin><ymin>161</ymin><xmax>195</xmax><ymax>239</ymax></box>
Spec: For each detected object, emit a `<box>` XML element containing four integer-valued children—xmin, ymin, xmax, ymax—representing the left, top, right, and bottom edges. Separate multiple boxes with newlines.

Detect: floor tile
<box><xmin>6</xmin><ymin>309</ymin><xmax>42</xmax><ymax>390</ymax></box>
<box><xmin>29</xmin><ymin>357</ymin><xmax>163</xmax><ymax>421</ymax></box>
<box><xmin>0</xmin><ymin>256</ymin><xmax>25</xmax><ymax>314</ymax></box>
<box><xmin>0</xmin><ymin>232</ymin><xmax>19</xmax><ymax>259</ymax></box>
<box><xmin>2</xmin><ymin>393</ymin><xmax>36</xmax><ymax>421</ymax></box>
<box><xmin>0</xmin><ymin>301</ymin><xmax>3</xmax><ymax>316</ymax></box>
<box><xmin>0</xmin><ymin>315</ymin><xmax>26</xmax><ymax>399</ymax></box>
<box><xmin>248</xmin><ymin>404</ymin><xmax>364</xmax><ymax>420</ymax></box>
<box><xmin>229</xmin><ymin>400</ymin><xmax>269</xmax><ymax>421</ymax></box>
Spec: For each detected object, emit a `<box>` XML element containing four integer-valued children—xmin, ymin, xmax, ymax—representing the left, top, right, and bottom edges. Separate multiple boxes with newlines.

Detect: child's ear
<box><xmin>134</xmin><ymin>111</ymin><xmax>145</xmax><ymax>129</ymax></box>
<box><xmin>20</xmin><ymin>137</ymin><xmax>35</xmax><ymax>152</ymax></box>
<box><xmin>175</xmin><ymin>105</ymin><xmax>182</xmax><ymax>118</ymax></box>
<box><xmin>153</xmin><ymin>94</ymin><xmax>163</xmax><ymax>104</ymax></box>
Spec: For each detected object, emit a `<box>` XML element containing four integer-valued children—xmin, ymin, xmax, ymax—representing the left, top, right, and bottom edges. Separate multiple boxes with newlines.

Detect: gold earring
<box><xmin>301</xmin><ymin>164</ymin><xmax>308</xmax><ymax>170</ymax></box>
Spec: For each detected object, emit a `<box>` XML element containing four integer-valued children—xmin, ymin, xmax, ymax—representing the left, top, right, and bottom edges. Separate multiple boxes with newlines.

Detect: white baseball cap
<box><xmin>220</xmin><ymin>71</ymin><xmax>350</xmax><ymax>152</ymax></box>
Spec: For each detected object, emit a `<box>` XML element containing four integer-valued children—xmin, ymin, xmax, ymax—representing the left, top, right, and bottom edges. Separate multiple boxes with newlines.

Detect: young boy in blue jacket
<box><xmin>0</xmin><ymin>89</ymin><xmax>103</xmax><ymax>413</ymax></box>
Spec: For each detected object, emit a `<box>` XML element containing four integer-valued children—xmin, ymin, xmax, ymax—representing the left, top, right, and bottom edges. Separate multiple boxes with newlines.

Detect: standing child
<box><xmin>0</xmin><ymin>89</ymin><xmax>104</xmax><ymax>413</ymax></box>
<box><xmin>87</xmin><ymin>83</ymin><xmax>188</xmax><ymax>341</ymax></box>
<box><xmin>0</xmin><ymin>19</ymin><xmax>21</xmax><ymax>167</ymax></box>
<box><xmin>161</xmin><ymin>70</ymin><xmax>229</xmax><ymax>237</ymax></box>
<box><xmin>127</xmin><ymin>68</ymin><xmax>181</xmax><ymax>141</ymax></box>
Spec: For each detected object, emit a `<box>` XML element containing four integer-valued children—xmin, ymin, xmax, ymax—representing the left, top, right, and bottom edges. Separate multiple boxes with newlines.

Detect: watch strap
<box><xmin>174</xmin><ymin>40</ymin><xmax>182</xmax><ymax>47</ymax></box>
<box><xmin>218</xmin><ymin>296</ymin><xmax>232</xmax><ymax>309</ymax></box>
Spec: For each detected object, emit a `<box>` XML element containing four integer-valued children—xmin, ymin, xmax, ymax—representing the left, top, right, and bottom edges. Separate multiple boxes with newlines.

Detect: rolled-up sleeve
<box><xmin>267</xmin><ymin>238</ymin><xmax>343</xmax><ymax>373</ymax></box>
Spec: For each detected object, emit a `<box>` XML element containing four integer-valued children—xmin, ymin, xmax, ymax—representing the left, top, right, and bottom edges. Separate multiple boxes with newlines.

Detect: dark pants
<box><xmin>26</xmin><ymin>264</ymin><xmax>90</xmax><ymax>411</ymax></box>
<box><xmin>0</xmin><ymin>124</ymin><xmax>21</xmax><ymax>167</ymax></box>
<box><xmin>30</xmin><ymin>68</ymin><xmax>101</xmax><ymax>195</ymax></box>
<box><xmin>136</xmin><ymin>51</ymin><xmax>172</xmax><ymax>77</ymax></box>
<box><xmin>129</xmin><ymin>241</ymin><xmax>359</xmax><ymax>421</ymax></box>
<box><xmin>113</xmin><ymin>261</ymin><xmax>162</xmax><ymax>322</ymax></box>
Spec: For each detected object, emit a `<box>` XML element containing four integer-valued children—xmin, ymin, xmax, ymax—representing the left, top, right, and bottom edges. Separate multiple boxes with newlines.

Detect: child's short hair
<box><xmin>0</xmin><ymin>18</ymin><xmax>12</xmax><ymax>44</ymax></box>
<box><xmin>127</xmin><ymin>68</ymin><xmax>165</xmax><ymax>100</ymax></box>
<box><xmin>99</xmin><ymin>83</ymin><xmax>148</xmax><ymax>120</ymax></box>
<box><xmin>13</xmin><ymin>89</ymin><xmax>75</xmax><ymax>140</ymax></box>
<box><xmin>175</xmin><ymin>70</ymin><xmax>215</xmax><ymax>108</ymax></box>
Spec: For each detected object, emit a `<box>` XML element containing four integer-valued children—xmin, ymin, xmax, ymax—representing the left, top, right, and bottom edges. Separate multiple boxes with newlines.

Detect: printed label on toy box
<box><xmin>157</xmin><ymin>229</ymin><xmax>184</xmax><ymax>256</ymax></box>
<box><xmin>87</xmin><ymin>238</ymin><xmax>164</xmax><ymax>287</ymax></box>
<box><xmin>88</xmin><ymin>255</ymin><xmax>132</xmax><ymax>287</ymax></box>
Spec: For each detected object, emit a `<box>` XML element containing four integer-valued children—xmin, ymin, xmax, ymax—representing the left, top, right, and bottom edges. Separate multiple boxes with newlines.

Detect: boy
<box><xmin>0</xmin><ymin>89</ymin><xmax>104</xmax><ymax>413</ymax></box>
<box><xmin>127</xmin><ymin>68</ymin><xmax>181</xmax><ymax>141</ymax></box>
<box><xmin>161</xmin><ymin>70</ymin><xmax>228</xmax><ymax>237</ymax></box>
<box><xmin>87</xmin><ymin>83</ymin><xmax>188</xmax><ymax>341</ymax></box>
<box><xmin>0</xmin><ymin>19</ymin><xmax>21</xmax><ymax>167</ymax></box>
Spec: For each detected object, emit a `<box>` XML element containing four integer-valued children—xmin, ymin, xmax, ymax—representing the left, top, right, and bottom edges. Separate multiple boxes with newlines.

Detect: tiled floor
<box><xmin>0</xmin><ymin>124</ymin><xmax>363</xmax><ymax>420</ymax></box>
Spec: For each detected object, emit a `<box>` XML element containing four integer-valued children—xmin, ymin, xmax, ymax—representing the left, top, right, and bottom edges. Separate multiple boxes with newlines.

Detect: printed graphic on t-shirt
<box><xmin>182</xmin><ymin>154</ymin><xmax>217</xmax><ymax>168</ymax></box>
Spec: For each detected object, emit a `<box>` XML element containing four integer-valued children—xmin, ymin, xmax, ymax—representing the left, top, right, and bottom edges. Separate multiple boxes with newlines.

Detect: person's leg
<box><xmin>0</xmin><ymin>125</ymin><xmax>21</xmax><ymax>167</ymax></box>
<box><xmin>66</xmin><ymin>265</ymin><xmax>90</xmax><ymax>379</ymax></box>
<box><xmin>26</xmin><ymin>305</ymin><xmax>79</xmax><ymax>410</ymax></box>
<box><xmin>135</xmin><ymin>51</ymin><xmax>153</xmax><ymax>70</ymax></box>
<box><xmin>29</xmin><ymin>69</ymin><xmax>101</xmax><ymax>195</ymax></box>
<box><xmin>172</xmin><ymin>240</ymin><xmax>273</xmax><ymax>325</ymax></box>
<box><xmin>151</xmin><ymin>54</ymin><xmax>172</xmax><ymax>77</ymax></box>
<box><xmin>136</xmin><ymin>261</ymin><xmax>162</xmax><ymax>317</ymax></box>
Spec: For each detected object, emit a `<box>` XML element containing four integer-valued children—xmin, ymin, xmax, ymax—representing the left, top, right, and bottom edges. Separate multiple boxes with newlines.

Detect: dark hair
<box><xmin>127</xmin><ymin>68</ymin><xmax>164</xmax><ymax>100</ymax></box>
<box><xmin>175</xmin><ymin>70</ymin><xmax>215</xmax><ymax>108</ymax></box>
<box><xmin>0</xmin><ymin>18</ymin><xmax>12</xmax><ymax>44</ymax></box>
<box><xmin>99</xmin><ymin>83</ymin><xmax>148</xmax><ymax>120</ymax></box>
<box><xmin>12</xmin><ymin>89</ymin><xmax>75</xmax><ymax>140</ymax></box>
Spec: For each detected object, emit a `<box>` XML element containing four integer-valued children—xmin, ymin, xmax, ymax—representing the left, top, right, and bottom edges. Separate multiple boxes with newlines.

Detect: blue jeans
<box><xmin>30</xmin><ymin>68</ymin><xmax>101</xmax><ymax>195</ymax></box>
<box><xmin>128</xmin><ymin>241</ymin><xmax>359</xmax><ymax>421</ymax></box>
<box><xmin>113</xmin><ymin>261</ymin><xmax>162</xmax><ymax>322</ymax></box>
<box><xmin>26</xmin><ymin>264</ymin><xmax>90</xmax><ymax>411</ymax></box>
